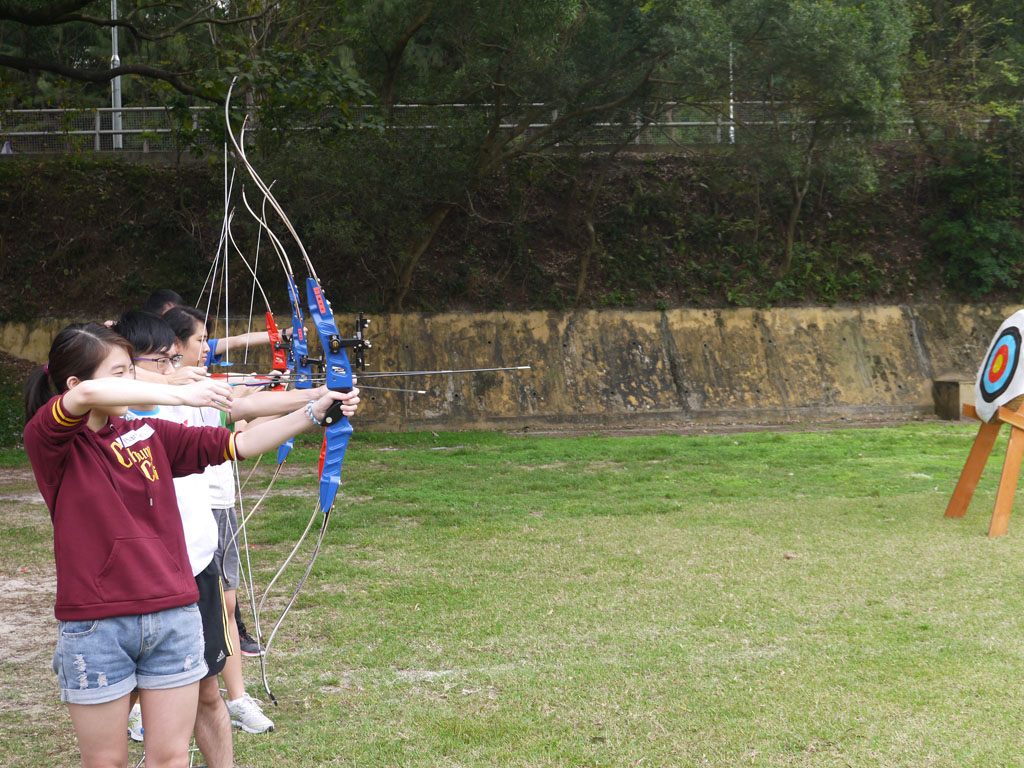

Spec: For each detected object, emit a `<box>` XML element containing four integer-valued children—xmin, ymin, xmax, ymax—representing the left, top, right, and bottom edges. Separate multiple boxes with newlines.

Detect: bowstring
<box><xmin>227</xmin><ymin>78</ymin><xmax>351</xmax><ymax>702</ymax></box>
<box><xmin>207</xmin><ymin>131</ymin><xmax>269</xmax><ymax>693</ymax></box>
<box><xmin>226</xmin><ymin>99</ymin><xmax>307</xmax><ymax>697</ymax></box>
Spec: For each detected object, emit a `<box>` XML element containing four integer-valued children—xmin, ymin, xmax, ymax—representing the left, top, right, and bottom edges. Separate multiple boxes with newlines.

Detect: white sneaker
<box><xmin>127</xmin><ymin>703</ymin><xmax>144</xmax><ymax>742</ymax></box>
<box><xmin>226</xmin><ymin>693</ymin><xmax>275</xmax><ymax>734</ymax></box>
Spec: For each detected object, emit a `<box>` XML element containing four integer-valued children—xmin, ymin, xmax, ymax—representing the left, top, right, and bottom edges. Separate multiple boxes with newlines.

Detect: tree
<box><xmin>903</xmin><ymin>0</ymin><xmax>1024</xmax><ymax>155</ymax></box>
<box><xmin>726</xmin><ymin>0</ymin><xmax>910</xmax><ymax>274</ymax></box>
<box><xmin>0</xmin><ymin>1</ymin><xmax>275</xmax><ymax>102</ymax></box>
<box><xmin>286</xmin><ymin>0</ymin><xmax>729</xmax><ymax>310</ymax></box>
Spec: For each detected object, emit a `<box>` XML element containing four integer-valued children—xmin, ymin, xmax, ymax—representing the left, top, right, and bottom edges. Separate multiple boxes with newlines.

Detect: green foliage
<box><xmin>0</xmin><ymin>363</ymin><xmax>25</xmax><ymax>448</ymax></box>
<box><xmin>0</xmin><ymin>156</ymin><xmax>217</xmax><ymax>320</ymax></box>
<box><xmin>251</xmin><ymin>122</ymin><xmax>481</xmax><ymax>311</ymax></box>
<box><xmin>924</xmin><ymin>143</ymin><xmax>1024</xmax><ymax>296</ymax></box>
<box><xmin>904</xmin><ymin>0</ymin><xmax>1024</xmax><ymax>144</ymax></box>
<box><xmin>723</xmin><ymin>0</ymin><xmax>910</xmax><ymax>271</ymax></box>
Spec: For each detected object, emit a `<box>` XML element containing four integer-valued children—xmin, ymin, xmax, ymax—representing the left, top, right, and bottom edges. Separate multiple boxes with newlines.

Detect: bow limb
<box><xmin>229</xmin><ymin>86</ymin><xmax>352</xmax><ymax>513</ymax></box>
<box><xmin>227</xmin><ymin>79</ymin><xmax>368</xmax><ymax>704</ymax></box>
<box><xmin>225</xmin><ymin>208</ymin><xmax>289</xmax><ymax>381</ymax></box>
<box><xmin>239</xmin><ymin>185</ymin><xmax>312</xmax><ymax>463</ymax></box>
<box><xmin>226</xmin><ymin>79</ymin><xmax>321</xmax><ymax>283</ymax></box>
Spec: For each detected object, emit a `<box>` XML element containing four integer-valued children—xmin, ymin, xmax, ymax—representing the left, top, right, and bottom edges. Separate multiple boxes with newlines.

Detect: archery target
<box><xmin>980</xmin><ymin>327</ymin><xmax>1021</xmax><ymax>403</ymax></box>
<box><xmin>975</xmin><ymin>310</ymin><xmax>1024</xmax><ymax>423</ymax></box>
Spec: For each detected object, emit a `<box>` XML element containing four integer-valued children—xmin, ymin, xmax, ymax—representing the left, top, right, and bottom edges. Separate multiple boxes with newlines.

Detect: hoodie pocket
<box><xmin>96</xmin><ymin>536</ymin><xmax>187</xmax><ymax>603</ymax></box>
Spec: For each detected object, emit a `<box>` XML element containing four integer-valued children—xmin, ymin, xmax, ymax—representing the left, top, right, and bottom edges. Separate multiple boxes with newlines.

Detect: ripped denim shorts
<box><xmin>52</xmin><ymin>603</ymin><xmax>207</xmax><ymax>705</ymax></box>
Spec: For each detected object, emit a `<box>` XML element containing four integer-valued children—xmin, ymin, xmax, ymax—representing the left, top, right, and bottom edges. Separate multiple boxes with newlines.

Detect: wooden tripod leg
<box><xmin>990</xmin><ymin>425</ymin><xmax>1024</xmax><ymax>536</ymax></box>
<box><xmin>945</xmin><ymin>420</ymin><xmax>1001</xmax><ymax>519</ymax></box>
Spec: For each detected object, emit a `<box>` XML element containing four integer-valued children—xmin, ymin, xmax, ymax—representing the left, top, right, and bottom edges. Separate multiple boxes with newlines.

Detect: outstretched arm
<box><xmin>62</xmin><ymin>377</ymin><xmax>233</xmax><ymax>417</ymax></box>
<box><xmin>233</xmin><ymin>388</ymin><xmax>360</xmax><ymax>458</ymax></box>
<box><xmin>209</xmin><ymin>331</ymin><xmax>277</xmax><ymax>357</ymax></box>
<box><xmin>229</xmin><ymin>384</ymin><xmax>332</xmax><ymax>422</ymax></box>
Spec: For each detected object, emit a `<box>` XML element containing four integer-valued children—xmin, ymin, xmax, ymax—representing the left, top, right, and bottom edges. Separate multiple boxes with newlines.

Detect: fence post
<box><xmin>95</xmin><ymin>110</ymin><xmax>101</xmax><ymax>151</ymax></box>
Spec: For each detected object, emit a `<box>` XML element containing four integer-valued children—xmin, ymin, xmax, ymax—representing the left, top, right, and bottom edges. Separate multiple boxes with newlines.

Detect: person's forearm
<box><xmin>232</xmin><ymin>389</ymin><xmax>358</xmax><ymax>457</ymax></box>
<box><xmin>63</xmin><ymin>378</ymin><xmax>190</xmax><ymax>415</ymax></box>
<box><xmin>213</xmin><ymin>331</ymin><xmax>273</xmax><ymax>356</ymax></box>
<box><xmin>229</xmin><ymin>386</ymin><xmax>327</xmax><ymax>422</ymax></box>
<box><xmin>234</xmin><ymin>408</ymin><xmax>313</xmax><ymax>458</ymax></box>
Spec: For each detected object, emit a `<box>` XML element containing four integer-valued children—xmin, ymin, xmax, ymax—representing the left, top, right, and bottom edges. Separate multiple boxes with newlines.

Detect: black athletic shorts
<box><xmin>195</xmin><ymin>559</ymin><xmax>233</xmax><ymax>679</ymax></box>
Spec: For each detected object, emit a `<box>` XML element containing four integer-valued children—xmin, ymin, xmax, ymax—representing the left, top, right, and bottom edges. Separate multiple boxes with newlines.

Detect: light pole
<box><xmin>728</xmin><ymin>42</ymin><xmax>735</xmax><ymax>145</ymax></box>
<box><xmin>110</xmin><ymin>0</ymin><xmax>123</xmax><ymax>149</ymax></box>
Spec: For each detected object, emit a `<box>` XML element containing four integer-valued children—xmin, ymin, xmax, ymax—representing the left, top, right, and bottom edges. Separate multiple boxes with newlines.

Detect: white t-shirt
<box><xmin>192</xmin><ymin>407</ymin><xmax>237</xmax><ymax>508</ymax></box>
<box><xmin>126</xmin><ymin>405</ymin><xmax>219</xmax><ymax>576</ymax></box>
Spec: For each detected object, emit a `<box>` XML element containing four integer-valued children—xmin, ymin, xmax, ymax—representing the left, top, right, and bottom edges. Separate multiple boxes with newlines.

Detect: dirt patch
<box><xmin>0</xmin><ymin>573</ymin><xmax>57</xmax><ymax>667</ymax></box>
<box><xmin>514</xmin><ymin>414</ymin><xmax>938</xmax><ymax>438</ymax></box>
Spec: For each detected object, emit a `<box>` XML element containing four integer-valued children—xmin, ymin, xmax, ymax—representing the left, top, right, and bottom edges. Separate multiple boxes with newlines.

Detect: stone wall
<box><xmin>1</xmin><ymin>305</ymin><xmax>1013</xmax><ymax>431</ymax></box>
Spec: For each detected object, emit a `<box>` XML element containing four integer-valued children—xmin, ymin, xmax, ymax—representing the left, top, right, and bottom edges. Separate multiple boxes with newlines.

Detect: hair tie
<box><xmin>43</xmin><ymin>364</ymin><xmax>50</xmax><ymax>375</ymax></box>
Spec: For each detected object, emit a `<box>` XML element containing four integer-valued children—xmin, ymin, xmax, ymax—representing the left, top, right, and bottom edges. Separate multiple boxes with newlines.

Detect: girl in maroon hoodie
<box><xmin>24</xmin><ymin>323</ymin><xmax>358</xmax><ymax>768</ymax></box>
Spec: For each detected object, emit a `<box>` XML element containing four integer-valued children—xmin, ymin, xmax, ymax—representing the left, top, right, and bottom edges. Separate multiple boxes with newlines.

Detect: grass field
<box><xmin>4</xmin><ymin>422</ymin><xmax>1024</xmax><ymax>767</ymax></box>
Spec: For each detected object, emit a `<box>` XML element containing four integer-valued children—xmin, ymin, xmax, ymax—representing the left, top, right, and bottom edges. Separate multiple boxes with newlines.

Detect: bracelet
<box><xmin>305</xmin><ymin>400</ymin><xmax>323</xmax><ymax>426</ymax></box>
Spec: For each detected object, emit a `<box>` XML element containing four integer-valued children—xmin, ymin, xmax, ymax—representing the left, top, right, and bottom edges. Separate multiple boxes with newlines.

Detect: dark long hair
<box><xmin>24</xmin><ymin>323</ymin><xmax>135</xmax><ymax>422</ymax></box>
<box><xmin>163</xmin><ymin>305</ymin><xmax>206</xmax><ymax>344</ymax></box>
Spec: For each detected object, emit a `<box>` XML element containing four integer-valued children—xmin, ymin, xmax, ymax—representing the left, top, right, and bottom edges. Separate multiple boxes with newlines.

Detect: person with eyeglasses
<box><xmin>163</xmin><ymin>305</ymin><xmax>336</xmax><ymax>736</ymax></box>
<box><xmin>115</xmin><ymin>308</ymin><xmax>358</xmax><ymax>758</ymax></box>
<box><xmin>23</xmin><ymin>317</ymin><xmax>359</xmax><ymax>768</ymax></box>
<box><xmin>135</xmin><ymin>353</ymin><xmax>184</xmax><ymax>371</ymax></box>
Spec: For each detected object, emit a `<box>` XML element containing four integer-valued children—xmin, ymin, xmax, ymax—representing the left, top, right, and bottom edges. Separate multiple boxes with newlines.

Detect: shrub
<box><xmin>924</xmin><ymin>143</ymin><xmax>1024</xmax><ymax>296</ymax></box>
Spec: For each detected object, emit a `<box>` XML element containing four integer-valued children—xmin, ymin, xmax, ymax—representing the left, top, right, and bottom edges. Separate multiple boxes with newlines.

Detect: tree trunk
<box><xmin>782</xmin><ymin>177</ymin><xmax>810</xmax><ymax>276</ymax></box>
<box><xmin>574</xmin><ymin>130</ymin><xmax>641</xmax><ymax>301</ymax></box>
<box><xmin>380</xmin><ymin>4</ymin><xmax>434</xmax><ymax>117</ymax></box>
<box><xmin>576</xmin><ymin>218</ymin><xmax>597</xmax><ymax>301</ymax></box>
<box><xmin>390</xmin><ymin>204</ymin><xmax>453</xmax><ymax>311</ymax></box>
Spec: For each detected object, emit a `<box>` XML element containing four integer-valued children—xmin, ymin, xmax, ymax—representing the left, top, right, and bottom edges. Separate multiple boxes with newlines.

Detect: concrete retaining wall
<box><xmin>1</xmin><ymin>305</ymin><xmax>1013</xmax><ymax>431</ymax></box>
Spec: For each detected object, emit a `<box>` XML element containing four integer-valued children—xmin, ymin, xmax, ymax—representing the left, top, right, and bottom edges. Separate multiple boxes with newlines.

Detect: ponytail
<box><xmin>23</xmin><ymin>366</ymin><xmax>55</xmax><ymax>423</ymax></box>
<box><xmin>23</xmin><ymin>323</ymin><xmax>135</xmax><ymax>423</ymax></box>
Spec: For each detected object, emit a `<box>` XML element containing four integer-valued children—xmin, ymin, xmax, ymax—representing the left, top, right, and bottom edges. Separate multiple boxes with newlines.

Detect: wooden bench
<box><xmin>933</xmin><ymin>376</ymin><xmax>974</xmax><ymax>420</ymax></box>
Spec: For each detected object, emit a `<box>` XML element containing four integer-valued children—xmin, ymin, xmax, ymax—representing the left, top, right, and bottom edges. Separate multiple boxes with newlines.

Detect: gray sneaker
<box><xmin>127</xmin><ymin>703</ymin><xmax>144</xmax><ymax>742</ymax></box>
<box><xmin>226</xmin><ymin>693</ymin><xmax>275</xmax><ymax>734</ymax></box>
<box><xmin>238</xmin><ymin>627</ymin><xmax>265</xmax><ymax>657</ymax></box>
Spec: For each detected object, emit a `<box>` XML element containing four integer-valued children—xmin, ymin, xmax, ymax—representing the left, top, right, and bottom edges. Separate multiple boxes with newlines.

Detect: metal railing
<box><xmin>0</xmin><ymin>106</ymin><xmax>204</xmax><ymax>153</ymax></box>
<box><xmin>0</xmin><ymin>102</ymin><xmax>976</xmax><ymax>155</ymax></box>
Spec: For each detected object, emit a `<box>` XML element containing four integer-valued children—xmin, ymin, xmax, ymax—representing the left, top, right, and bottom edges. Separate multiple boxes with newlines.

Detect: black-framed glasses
<box><xmin>135</xmin><ymin>354</ymin><xmax>184</xmax><ymax>370</ymax></box>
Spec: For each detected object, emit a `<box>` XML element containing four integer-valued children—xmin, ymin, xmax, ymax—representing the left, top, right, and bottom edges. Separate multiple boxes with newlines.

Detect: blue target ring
<box><xmin>980</xmin><ymin>327</ymin><xmax>1021</xmax><ymax>403</ymax></box>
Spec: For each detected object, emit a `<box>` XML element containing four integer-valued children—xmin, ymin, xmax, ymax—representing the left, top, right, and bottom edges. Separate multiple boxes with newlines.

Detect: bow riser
<box><xmin>305</xmin><ymin>277</ymin><xmax>352</xmax><ymax>514</ymax></box>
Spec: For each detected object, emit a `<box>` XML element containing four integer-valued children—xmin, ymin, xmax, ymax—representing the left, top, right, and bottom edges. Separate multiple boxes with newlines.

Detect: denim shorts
<box><xmin>52</xmin><ymin>603</ymin><xmax>208</xmax><ymax>705</ymax></box>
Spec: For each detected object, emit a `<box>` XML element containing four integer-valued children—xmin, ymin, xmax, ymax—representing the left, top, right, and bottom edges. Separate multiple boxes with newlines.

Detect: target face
<box><xmin>980</xmin><ymin>327</ymin><xmax>1021</xmax><ymax>403</ymax></box>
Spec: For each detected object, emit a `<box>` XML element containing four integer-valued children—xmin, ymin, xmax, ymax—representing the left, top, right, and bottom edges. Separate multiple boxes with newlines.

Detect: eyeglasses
<box><xmin>135</xmin><ymin>354</ymin><xmax>184</xmax><ymax>370</ymax></box>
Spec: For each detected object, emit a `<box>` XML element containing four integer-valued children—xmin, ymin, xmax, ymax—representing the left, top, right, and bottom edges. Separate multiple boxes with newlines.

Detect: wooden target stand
<box><xmin>945</xmin><ymin>395</ymin><xmax>1024</xmax><ymax>536</ymax></box>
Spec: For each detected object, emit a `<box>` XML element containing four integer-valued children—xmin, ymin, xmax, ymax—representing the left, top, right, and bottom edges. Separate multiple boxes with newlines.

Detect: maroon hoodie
<box><xmin>24</xmin><ymin>394</ymin><xmax>237</xmax><ymax>621</ymax></box>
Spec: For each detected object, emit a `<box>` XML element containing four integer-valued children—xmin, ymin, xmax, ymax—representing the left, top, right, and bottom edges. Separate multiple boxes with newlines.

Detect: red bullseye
<box><xmin>989</xmin><ymin>345</ymin><xmax>1009</xmax><ymax>383</ymax></box>
<box><xmin>979</xmin><ymin>326</ymin><xmax>1022</xmax><ymax>404</ymax></box>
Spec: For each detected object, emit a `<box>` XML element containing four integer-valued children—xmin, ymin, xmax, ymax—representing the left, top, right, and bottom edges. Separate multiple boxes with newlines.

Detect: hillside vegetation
<box><xmin>2</xmin><ymin>141</ymin><xmax>1019</xmax><ymax>320</ymax></box>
